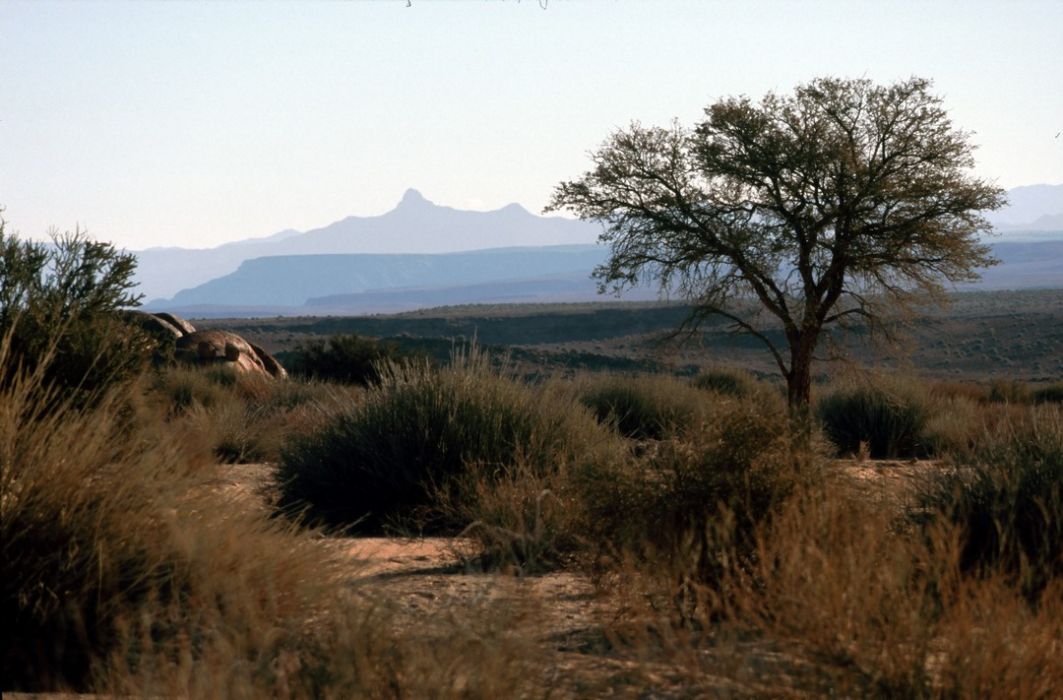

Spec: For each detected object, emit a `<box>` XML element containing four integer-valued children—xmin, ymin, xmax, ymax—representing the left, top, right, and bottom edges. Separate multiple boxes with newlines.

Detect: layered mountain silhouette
<box><xmin>140</xmin><ymin>185</ymin><xmax>1063</xmax><ymax>317</ymax></box>
<box><xmin>985</xmin><ymin>184</ymin><xmax>1063</xmax><ymax>231</ymax></box>
<box><xmin>134</xmin><ymin>189</ymin><xmax>598</xmax><ymax>300</ymax></box>
<box><xmin>154</xmin><ymin>245</ymin><xmax>612</xmax><ymax>309</ymax></box>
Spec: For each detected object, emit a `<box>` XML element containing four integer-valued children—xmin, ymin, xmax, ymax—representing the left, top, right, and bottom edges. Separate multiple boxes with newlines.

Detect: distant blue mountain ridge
<box><xmin>143</xmin><ymin>237</ymin><xmax>1063</xmax><ymax>318</ymax></box>
<box><xmin>153</xmin><ymin>245</ymin><xmax>611</xmax><ymax>309</ymax></box>
<box><xmin>135</xmin><ymin>184</ymin><xmax>1062</xmax><ymax>302</ymax></box>
<box><xmin>140</xmin><ymin>185</ymin><xmax>1063</xmax><ymax>316</ymax></box>
<box><xmin>134</xmin><ymin>189</ymin><xmax>599</xmax><ymax>301</ymax></box>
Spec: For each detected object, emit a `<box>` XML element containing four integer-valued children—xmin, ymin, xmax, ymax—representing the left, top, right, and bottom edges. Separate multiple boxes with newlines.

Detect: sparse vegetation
<box><xmin>277</xmin><ymin>347</ymin><xmax>621</xmax><ymax>532</ymax></box>
<box><xmin>915</xmin><ymin>407</ymin><xmax>1063</xmax><ymax>601</ymax></box>
<box><xmin>577</xmin><ymin>373</ymin><xmax>709</xmax><ymax>439</ymax></box>
<box><xmin>818</xmin><ymin>377</ymin><xmax>931</xmax><ymax>458</ymax></box>
<box><xmin>5</xmin><ymin>228</ymin><xmax>1061</xmax><ymax>695</ymax></box>
<box><xmin>692</xmin><ymin>366</ymin><xmax>756</xmax><ymax>397</ymax></box>
<box><xmin>286</xmin><ymin>332</ymin><xmax>428</xmax><ymax>385</ymax></box>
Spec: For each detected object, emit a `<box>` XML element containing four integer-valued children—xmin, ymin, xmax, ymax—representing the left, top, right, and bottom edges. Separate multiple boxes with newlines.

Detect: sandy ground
<box><xmin>10</xmin><ymin>459</ymin><xmax>941</xmax><ymax>699</ymax></box>
<box><xmin>230</xmin><ymin>461</ymin><xmax>935</xmax><ymax>697</ymax></box>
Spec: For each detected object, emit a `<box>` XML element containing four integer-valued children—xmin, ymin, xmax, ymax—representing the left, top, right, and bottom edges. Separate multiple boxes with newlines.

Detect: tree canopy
<box><xmin>548</xmin><ymin>77</ymin><xmax>1005</xmax><ymax>409</ymax></box>
<box><xmin>1</xmin><ymin>216</ymin><xmax>149</xmax><ymax>405</ymax></box>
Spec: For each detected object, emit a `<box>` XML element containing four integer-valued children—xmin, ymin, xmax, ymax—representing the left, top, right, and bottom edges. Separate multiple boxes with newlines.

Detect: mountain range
<box><xmin>140</xmin><ymin>185</ymin><xmax>1063</xmax><ymax>316</ymax></box>
<box><xmin>984</xmin><ymin>184</ymin><xmax>1063</xmax><ymax>231</ymax></box>
<box><xmin>133</xmin><ymin>189</ymin><xmax>597</xmax><ymax>301</ymax></box>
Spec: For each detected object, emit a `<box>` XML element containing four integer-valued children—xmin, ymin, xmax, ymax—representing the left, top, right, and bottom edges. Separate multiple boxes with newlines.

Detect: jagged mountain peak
<box><xmin>397</xmin><ymin>188</ymin><xmax>432</xmax><ymax>208</ymax></box>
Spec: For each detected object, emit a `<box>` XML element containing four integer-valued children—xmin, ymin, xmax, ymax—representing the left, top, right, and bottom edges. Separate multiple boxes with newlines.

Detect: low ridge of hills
<box><xmin>141</xmin><ymin>185</ymin><xmax>1063</xmax><ymax>317</ymax></box>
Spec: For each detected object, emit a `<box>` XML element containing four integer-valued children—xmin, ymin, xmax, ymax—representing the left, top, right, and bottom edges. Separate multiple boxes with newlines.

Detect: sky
<box><xmin>2</xmin><ymin>0</ymin><xmax>1061</xmax><ymax>250</ymax></box>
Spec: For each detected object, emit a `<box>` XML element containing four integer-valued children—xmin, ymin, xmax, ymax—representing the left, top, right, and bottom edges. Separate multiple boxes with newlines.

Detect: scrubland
<box><xmin>3</xmin><ymin>324</ymin><xmax>1062</xmax><ymax>697</ymax></box>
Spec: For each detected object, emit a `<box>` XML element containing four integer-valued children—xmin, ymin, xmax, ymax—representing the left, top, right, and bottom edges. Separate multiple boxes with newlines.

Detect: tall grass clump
<box><xmin>151</xmin><ymin>365</ymin><xmax>356</xmax><ymax>464</ymax></box>
<box><xmin>278</xmin><ymin>348</ymin><xmax>618</xmax><ymax>532</ymax></box>
<box><xmin>915</xmin><ymin>405</ymin><xmax>1063</xmax><ymax>602</ymax></box>
<box><xmin>698</xmin><ymin>478</ymin><xmax>1063</xmax><ymax>696</ymax></box>
<box><xmin>578</xmin><ymin>393</ymin><xmax>804</xmax><ymax>596</ymax></box>
<box><xmin>987</xmin><ymin>378</ymin><xmax>1030</xmax><ymax>404</ymax></box>
<box><xmin>0</xmin><ymin>338</ymin><xmax>334</xmax><ymax>692</ymax></box>
<box><xmin>577</xmin><ymin>373</ymin><xmax>711</xmax><ymax>440</ymax></box>
<box><xmin>817</xmin><ymin>376</ymin><xmax>931</xmax><ymax>458</ymax></box>
<box><xmin>692</xmin><ymin>367</ymin><xmax>757</xmax><ymax>398</ymax></box>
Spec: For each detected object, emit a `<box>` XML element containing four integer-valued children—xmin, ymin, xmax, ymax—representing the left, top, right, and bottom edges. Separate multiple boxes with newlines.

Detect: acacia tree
<box><xmin>548</xmin><ymin>77</ymin><xmax>1005</xmax><ymax>412</ymax></box>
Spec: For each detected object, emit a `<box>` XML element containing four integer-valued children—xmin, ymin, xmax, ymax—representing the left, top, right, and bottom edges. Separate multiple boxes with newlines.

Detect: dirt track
<box><xmin>9</xmin><ymin>460</ymin><xmax>938</xmax><ymax>698</ymax></box>
<box><xmin>224</xmin><ymin>462</ymin><xmax>929</xmax><ymax>697</ymax></box>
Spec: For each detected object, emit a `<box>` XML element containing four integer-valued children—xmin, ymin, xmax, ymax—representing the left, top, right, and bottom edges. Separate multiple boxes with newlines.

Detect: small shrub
<box><xmin>438</xmin><ymin>455</ymin><xmax>583</xmax><ymax>573</ymax></box>
<box><xmin>183</xmin><ymin>399</ymin><xmax>275</xmax><ymax>464</ymax></box>
<box><xmin>1032</xmin><ymin>382</ymin><xmax>1063</xmax><ymax>404</ymax></box>
<box><xmin>152</xmin><ymin>365</ymin><xmax>231</xmax><ymax>414</ymax></box>
<box><xmin>286</xmin><ymin>333</ymin><xmax>427</xmax><ymax>386</ymax></box>
<box><xmin>578</xmin><ymin>373</ymin><xmax>710</xmax><ymax>440</ymax></box>
<box><xmin>987</xmin><ymin>378</ymin><xmax>1029</xmax><ymax>404</ymax></box>
<box><xmin>153</xmin><ymin>365</ymin><xmax>356</xmax><ymax>463</ymax></box>
<box><xmin>915</xmin><ymin>406</ymin><xmax>1063</xmax><ymax>601</ymax></box>
<box><xmin>278</xmin><ymin>349</ymin><xmax>617</xmax><ymax>532</ymax></box>
<box><xmin>922</xmin><ymin>394</ymin><xmax>981</xmax><ymax>456</ymax></box>
<box><xmin>692</xmin><ymin>367</ymin><xmax>755</xmax><ymax>398</ymax></box>
<box><xmin>817</xmin><ymin>378</ymin><xmax>930</xmax><ymax>458</ymax></box>
<box><xmin>578</xmin><ymin>395</ymin><xmax>803</xmax><ymax>592</ymax></box>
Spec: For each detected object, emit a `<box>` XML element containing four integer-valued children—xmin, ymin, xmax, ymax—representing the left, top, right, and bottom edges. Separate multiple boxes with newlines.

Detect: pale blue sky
<box><xmin>2</xmin><ymin>0</ymin><xmax>1061</xmax><ymax>249</ymax></box>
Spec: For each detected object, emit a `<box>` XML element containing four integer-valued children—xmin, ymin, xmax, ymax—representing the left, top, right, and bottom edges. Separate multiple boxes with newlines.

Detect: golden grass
<box><xmin>5</xmin><ymin>330</ymin><xmax>1061</xmax><ymax>697</ymax></box>
<box><xmin>1</xmin><ymin>338</ymin><xmax>544</xmax><ymax>697</ymax></box>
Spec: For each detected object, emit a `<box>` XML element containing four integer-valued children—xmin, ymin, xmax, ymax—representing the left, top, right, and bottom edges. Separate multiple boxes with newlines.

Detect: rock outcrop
<box><xmin>122</xmin><ymin>309</ymin><xmax>185</xmax><ymax>340</ymax></box>
<box><xmin>153</xmin><ymin>311</ymin><xmax>198</xmax><ymax>336</ymax></box>
<box><xmin>176</xmin><ymin>329</ymin><xmax>279</xmax><ymax>377</ymax></box>
<box><xmin>122</xmin><ymin>310</ymin><xmax>286</xmax><ymax>379</ymax></box>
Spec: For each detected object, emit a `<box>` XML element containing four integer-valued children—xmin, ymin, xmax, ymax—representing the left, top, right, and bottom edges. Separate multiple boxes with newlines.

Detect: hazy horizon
<box><xmin>3</xmin><ymin>1</ymin><xmax>1062</xmax><ymax>250</ymax></box>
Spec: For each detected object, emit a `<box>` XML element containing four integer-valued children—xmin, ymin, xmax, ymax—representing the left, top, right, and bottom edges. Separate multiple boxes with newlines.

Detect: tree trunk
<box><xmin>786</xmin><ymin>335</ymin><xmax>816</xmax><ymax>444</ymax></box>
<box><xmin>786</xmin><ymin>340</ymin><xmax>814</xmax><ymax>410</ymax></box>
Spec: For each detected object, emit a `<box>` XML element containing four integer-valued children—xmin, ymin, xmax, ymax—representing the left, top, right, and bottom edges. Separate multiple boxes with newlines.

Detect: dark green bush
<box><xmin>0</xmin><ymin>222</ymin><xmax>151</xmax><ymax>407</ymax></box>
<box><xmin>915</xmin><ymin>407</ymin><xmax>1063</xmax><ymax>601</ymax></box>
<box><xmin>817</xmin><ymin>382</ymin><xmax>929</xmax><ymax>458</ymax></box>
<box><xmin>987</xmin><ymin>379</ymin><xmax>1030</xmax><ymax>404</ymax></box>
<box><xmin>278</xmin><ymin>351</ymin><xmax>611</xmax><ymax>532</ymax></box>
<box><xmin>692</xmin><ymin>367</ymin><xmax>755</xmax><ymax>397</ymax></box>
<box><xmin>578</xmin><ymin>374</ymin><xmax>708</xmax><ymax>440</ymax></box>
<box><xmin>286</xmin><ymin>333</ymin><xmax>426</xmax><ymax>386</ymax></box>
<box><xmin>1032</xmin><ymin>383</ymin><xmax>1063</xmax><ymax>404</ymax></box>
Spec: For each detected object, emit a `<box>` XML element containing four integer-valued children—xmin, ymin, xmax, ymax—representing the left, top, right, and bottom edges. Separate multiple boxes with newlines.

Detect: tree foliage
<box><xmin>0</xmin><ymin>214</ymin><xmax>150</xmax><ymax>404</ymax></box>
<box><xmin>548</xmin><ymin>77</ymin><xmax>1005</xmax><ymax>409</ymax></box>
